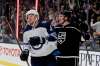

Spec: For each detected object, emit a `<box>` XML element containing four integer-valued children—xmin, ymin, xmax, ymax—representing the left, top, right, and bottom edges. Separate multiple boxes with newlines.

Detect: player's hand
<box><xmin>20</xmin><ymin>49</ymin><xmax>29</xmax><ymax>61</ymax></box>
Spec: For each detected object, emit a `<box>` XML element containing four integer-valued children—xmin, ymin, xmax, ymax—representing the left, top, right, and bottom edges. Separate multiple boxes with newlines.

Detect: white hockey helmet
<box><xmin>26</xmin><ymin>9</ymin><xmax>39</xmax><ymax>20</ymax></box>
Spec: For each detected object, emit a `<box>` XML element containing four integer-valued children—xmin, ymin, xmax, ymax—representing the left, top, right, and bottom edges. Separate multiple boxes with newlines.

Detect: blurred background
<box><xmin>0</xmin><ymin>0</ymin><xmax>100</xmax><ymax>51</ymax></box>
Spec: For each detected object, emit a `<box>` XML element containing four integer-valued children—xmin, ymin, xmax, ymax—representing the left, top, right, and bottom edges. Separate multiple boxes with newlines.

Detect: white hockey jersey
<box><xmin>22</xmin><ymin>27</ymin><xmax>57</xmax><ymax>57</ymax></box>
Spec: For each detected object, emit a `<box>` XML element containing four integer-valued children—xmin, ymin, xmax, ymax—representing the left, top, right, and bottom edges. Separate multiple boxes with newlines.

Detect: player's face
<box><xmin>58</xmin><ymin>14</ymin><xmax>65</xmax><ymax>24</ymax></box>
<box><xmin>27</xmin><ymin>14</ymin><xmax>37</xmax><ymax>26</ymax></box>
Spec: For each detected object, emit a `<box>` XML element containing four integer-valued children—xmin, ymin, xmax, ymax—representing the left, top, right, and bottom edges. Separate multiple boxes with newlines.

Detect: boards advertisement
<box><xmin>0</xmin><ymin>43</ymin><xmax>100</xmax><ymax>66</ymax></box>
<box><xmin>79</xmin><ymin>50</ymin><xmax>100</xmax><ymax>66</ymax></box>
<box><xmin>0</xmin><ymin>43</ymin><xmax>28</xmax><ymax>66</ymax></box>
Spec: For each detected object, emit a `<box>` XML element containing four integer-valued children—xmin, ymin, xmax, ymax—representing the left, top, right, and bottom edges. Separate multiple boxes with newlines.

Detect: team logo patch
<box><xmin>32</xmin><ymin>44</ymin><xmax>43</xmax><ymax>50</ymax></box>
<box><xmin>57</xmin><ymin>32</ymin><xmax>66</xmax><ymax>44</ymax></box>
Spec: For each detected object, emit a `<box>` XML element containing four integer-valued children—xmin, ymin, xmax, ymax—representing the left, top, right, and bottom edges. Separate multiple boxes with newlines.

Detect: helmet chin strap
<box><xmin>29</xmin><ymin>18</ymin><xmax>38</xmax><ymax>28</ymax></box>
<box><xmin>32</xmin><ymin>21</ymin><xmax>38</xmax><ymax>28</ymax></box>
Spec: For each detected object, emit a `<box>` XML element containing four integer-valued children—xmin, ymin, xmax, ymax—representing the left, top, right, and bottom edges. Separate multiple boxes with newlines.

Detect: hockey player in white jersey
<box><xmin>20</xmin><ymin>9</ymin><xmax>58</xmax><ymax>66</ymax></box>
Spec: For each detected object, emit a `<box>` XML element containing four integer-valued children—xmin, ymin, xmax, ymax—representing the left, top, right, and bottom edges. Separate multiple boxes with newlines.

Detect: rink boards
<box><xmin>0</xmin><ymin>43</ymin><xmax>28</xmax><ymax>66</ymax></box>
<box><xmin>0</xmin><ymin>43</ymin><xmax>100</xmax><ymax>66</ymax></box>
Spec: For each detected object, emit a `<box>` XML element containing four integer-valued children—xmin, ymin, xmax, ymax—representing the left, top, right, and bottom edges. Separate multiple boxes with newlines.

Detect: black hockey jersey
<box><xmin>55</xmin><ymin>25</ymin><xmax>81</xmax><ymax>56</ymax></box>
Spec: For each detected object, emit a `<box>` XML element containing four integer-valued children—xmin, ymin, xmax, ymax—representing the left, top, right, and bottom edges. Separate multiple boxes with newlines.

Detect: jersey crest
<box><xmin>57</xmin><ymin>32</ymin><xmax>66</xmax><ymax>44</ymax></box>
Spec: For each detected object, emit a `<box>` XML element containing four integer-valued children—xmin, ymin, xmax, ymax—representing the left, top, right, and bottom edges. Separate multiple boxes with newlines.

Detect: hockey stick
<box><xmin>5</xmin><ymin>20</ymin><xmax>30</xmax><ymax>66</ymax></box>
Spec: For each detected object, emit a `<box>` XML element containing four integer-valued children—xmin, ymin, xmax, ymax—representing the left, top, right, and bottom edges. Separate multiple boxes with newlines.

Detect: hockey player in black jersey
<box><xmin>55</xmin><ymin>11</ymin><xmax>81</xmax><ymax>66</ymax></box>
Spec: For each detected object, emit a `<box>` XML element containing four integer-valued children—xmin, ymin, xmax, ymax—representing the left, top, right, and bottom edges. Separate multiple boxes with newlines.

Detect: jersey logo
<box><xmin>31</xmin><ymin>44</ymin><xmax>44</xmax><ymax>50</ymax></box>
<box><xmin>57</xmin><ymin>32</ymin><xmax>66</xmax><ymax>44</ymax></box>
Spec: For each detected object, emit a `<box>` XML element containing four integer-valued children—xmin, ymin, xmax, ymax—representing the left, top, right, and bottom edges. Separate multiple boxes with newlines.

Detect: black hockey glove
<box><xmin>20</xmin><ymin>49</ymin><xmax>29</xmax><ymax>61</ymax></box>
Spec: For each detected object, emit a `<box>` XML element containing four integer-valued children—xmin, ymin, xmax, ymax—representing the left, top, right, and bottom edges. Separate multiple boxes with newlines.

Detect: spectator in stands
<box><xmin>0</xmin><ymin>16</ymin><xmax>12</xmax><ymax>43</ymax></box>
<box><xmin>91</xmin><ymin>17</ymin><xmax>100</xmax><ymax>38</ymax></box>
<box><xmin>51</xmin><ymin>13</ymin><xmax>59</xmax><ymax>27</ymax></box>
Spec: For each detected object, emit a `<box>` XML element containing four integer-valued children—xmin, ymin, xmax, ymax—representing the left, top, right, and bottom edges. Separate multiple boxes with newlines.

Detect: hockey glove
<box><xmin>20</xmin><ymin>49</ymin><xmax>29</xmax><ymax>61</ymax></box>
